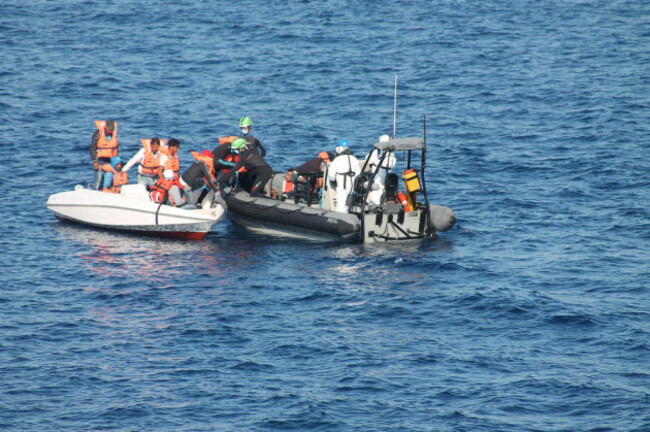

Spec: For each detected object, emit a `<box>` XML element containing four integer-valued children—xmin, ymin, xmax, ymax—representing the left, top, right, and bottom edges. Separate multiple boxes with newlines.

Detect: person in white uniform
<box><xmin>365</xmin><ymin>135</ymin><xmax>397</xmax><ymax>206</ymax></box>
<box><xmin>327</xmin><ymin>139</ymin><xmax>361</xmax><ymax>212</ymax></box>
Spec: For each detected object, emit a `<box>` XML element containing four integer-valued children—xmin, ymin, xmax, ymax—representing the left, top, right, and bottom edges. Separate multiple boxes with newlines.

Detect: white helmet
<box><xmin>379</xmin><ymin>135</ymin><xmax>390</xmax><ymax>143</ymax></box>
<box><xmin>163</xmin><ymin>169</ymin><xmax>174</xmax><ymax>180</ymax></box>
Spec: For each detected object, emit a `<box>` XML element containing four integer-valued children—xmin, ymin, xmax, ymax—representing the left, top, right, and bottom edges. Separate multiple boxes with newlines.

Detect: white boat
<box><xmin>46</xmin><ymin>184</ymin><xmax>227</xmax><ymax>240</ymax></box>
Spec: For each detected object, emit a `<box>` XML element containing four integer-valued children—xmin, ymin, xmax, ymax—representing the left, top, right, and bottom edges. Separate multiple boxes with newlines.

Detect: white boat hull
<box><xmin>46</xmin><ymin>185</ymin><xmax>226</xmax><ymax>240</ymax></box>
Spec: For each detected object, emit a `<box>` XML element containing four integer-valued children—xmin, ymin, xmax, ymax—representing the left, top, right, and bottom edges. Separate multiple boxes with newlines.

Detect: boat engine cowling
<box><xmin>428</xmin><ymin>204</ymin><xmax>456</xmax><ymax>232</ymax></box>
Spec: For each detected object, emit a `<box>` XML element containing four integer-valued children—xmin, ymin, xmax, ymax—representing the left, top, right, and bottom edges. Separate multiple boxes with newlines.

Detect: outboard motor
<box><xmin>428</xmin><ymin>204</ymin><xmax>456</xmax><ymax>232</ymax></box>
<box><xmin>384</xmin><ymin>173</ymin><xmax>398</xmax><ymax>203</ymax></box>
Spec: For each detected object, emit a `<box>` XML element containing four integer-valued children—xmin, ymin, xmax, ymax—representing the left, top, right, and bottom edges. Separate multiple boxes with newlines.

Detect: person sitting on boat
<box><xmin>122</xmin><ymin>137</ymin><xmax>165</xmax><ymax>189</ymax></box>
<box><xmin>90</xmin><ymin>120</ymin><xmax>118</xmax><ymax>190</ymax></box>
<box><xmin>219</xmin><ymin>138</ymin><xmax>272</xmax><ymax>197</ymax></box>
<box><xmin>364</xmin><ymin>134</ymin><xmax>397</xmax><ymax>206</ymax></box>
<box><xmin>159</xmin><ymin>138</ymin><xmax>181</xmax><ymax>181</ymax></box>
<box><xmin>150</xmin><ymin>169</ymin><xmax>187</xmax><ymax>207</ymax></box>
<box><xmin>101</xmin><ymin>156</ymin><xmax>128</xmax><ymax>194</ymax></box>
<box><xmin>328</xmin><ymin>139</ymin><xmax>361</xmax><ymax>212</ymax></box>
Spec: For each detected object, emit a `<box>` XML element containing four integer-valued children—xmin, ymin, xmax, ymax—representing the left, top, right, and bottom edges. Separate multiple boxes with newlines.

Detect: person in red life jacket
<box><xmin>123</xmin><ymin>137</ymin><xmax>165</xmax><ymax>189</ymax></box>
<box><xmin>101</xmin><ymin>156</ymin><xmax>128</xmax><ymax>194</ymax></box>
<box><xmin>149</xmin><ymin>169</ymin><xmax>187</xmax><ymax>207</ymax></box>
<box><xmin>90</xmin><ymin>120</ymin><xmax>118</xmax><ymax>190</ymax></box>
<box><xmin>160</xmin><ymin>138</ymin><xmax>181</xmax><ymax>180</ymax></box>
<box><xmin>219</xmin><ymin>138</ymin><xmax>272</xmax><ymax>197</ymax></box>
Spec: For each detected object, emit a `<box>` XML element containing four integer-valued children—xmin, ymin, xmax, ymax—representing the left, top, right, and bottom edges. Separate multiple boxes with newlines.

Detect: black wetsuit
<box><xmin>220</xmin><ymin>147</ymin><xmax>273</xmax><ymax>196</ymax></box>
<box><xmin>294</xmin><ymin>152</ymin><xmax>335</xmax><ymax>175</ymax></box>
<box><xmin>181</xmin><ymin>161</ymin><xmax>218</xmax><ymax>190</ymax></box>
<box><xmin>243</xmin><ymin>135</ymin><xmax>266</xmax><ymax>158</ymax></box>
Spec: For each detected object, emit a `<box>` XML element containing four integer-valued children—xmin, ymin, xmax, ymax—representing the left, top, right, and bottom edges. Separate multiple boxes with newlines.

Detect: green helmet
<box><xmin>231</xmin><ymin>137</ymin><xmax>247</xmax><ymax>152</ymax></box>
<box><xmin>239</xmin><ymin>116</ymin><xmax>253</xmax><ymax>128</ymax></box>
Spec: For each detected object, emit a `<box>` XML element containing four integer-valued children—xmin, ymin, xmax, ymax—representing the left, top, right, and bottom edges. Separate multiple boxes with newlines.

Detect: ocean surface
<box><xmin>1</xmin><ymin>0</ymin><xmax>649</xmax><ymax>430</ymax></box>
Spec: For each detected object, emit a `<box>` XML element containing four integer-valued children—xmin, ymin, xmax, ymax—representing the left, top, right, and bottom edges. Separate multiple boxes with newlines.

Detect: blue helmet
<box><xmin>336</xmin><ymin>139</ymin><xmax>350</xmax><ymax>155</ymax></box>
<box><xmin>111</xmin><ymin>156</ymin><xmax>122</xmax><ymax>167</ymax></box>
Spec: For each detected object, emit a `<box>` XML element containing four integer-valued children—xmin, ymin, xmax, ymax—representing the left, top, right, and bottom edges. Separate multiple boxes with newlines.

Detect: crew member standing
<box><xmin>238</xmin><ymin>116</ymin><xmax>266</xmax><ymax>158</ymax></box>
<box><xmin>328</xmin><ymin>139</ymin><xmax>361</xmax><ymax>212</ymax></box>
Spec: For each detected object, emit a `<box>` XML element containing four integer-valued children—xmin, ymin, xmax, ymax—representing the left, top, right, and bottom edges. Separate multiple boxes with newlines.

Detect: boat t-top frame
<box><xmin>350</xmin><ymin>116</ymin><xmax>433</xmax><ymax>241</ymax></box>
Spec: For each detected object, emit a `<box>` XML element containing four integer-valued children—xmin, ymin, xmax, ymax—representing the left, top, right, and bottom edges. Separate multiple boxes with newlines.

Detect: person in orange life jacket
<box><xmin>150</xmin><ymin>169</ymin><xmax>187</xmax><ymax>207</ymax></box>
<box><xmin>123</xmin><ymin>137</ymin><xmax>165</xmax><ymax>189</ymax></box>
<box><xmin>219</xmin><ymin>138</ymin><xmax>272</xmax><ymax>197</ymax></box>
<box><xmin>159</xmin><ymin>138</ymin><xmax>181</xmax><ymax>181</ymax></box>
<box><xmin>238</xmin><ymin>116</ymin><xmax>266</xmax><ymax>158</ymax></box>
<box><xmin>90</xmin><ymin>120</ymin><xmax>118</xmax><ymax>190</ymax></box>
<box><xmin>328</xmin><ymin>139</ymin><xmax>361</xmax><ymax>212</ymax></box>
<box><xmin>101</xmin><ymin>156</ymin><xmax>128</xmax><ymax>193</ymax></box>
<box><xmin>181</xmin><ymin>150</ymin><xmax>220</xmax><ymax>206</ymax></box>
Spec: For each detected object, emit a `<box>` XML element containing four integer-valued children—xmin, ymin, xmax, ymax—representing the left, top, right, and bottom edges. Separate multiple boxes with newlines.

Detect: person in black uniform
<box><xmin>238</xmin><ymin>116</ymin><xmax>266</xmax><ymax>158</ymax></box>
<box><xmin>218</xmin><ymin>138</ymin><xmax>272</xmax><ymax>197</ymax></box>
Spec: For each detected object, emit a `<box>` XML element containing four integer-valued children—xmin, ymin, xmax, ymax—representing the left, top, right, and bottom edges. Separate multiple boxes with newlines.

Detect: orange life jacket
<box><xmin>95</xmin><ymin>120</ymin><xmax>119</xmax><ymax>158</ymax></box>
<box><xmin>284</xmin><ymin>171</ymin><xmax>294</xmax><ymax>194</ymax></box>
<box><xmin>219</xmin><ymin>135</ymin><xmax>238</xmax><ymax>145</ymax></box>
<box><xmin>316</xmin><ymin>151</ymin><xmax>331</xmax><ymax>187</ymax></box>
<box><xmin>163</xmin><ymin>153</ymin><xmax>180</xmax><ymax>179</ymax></box>
<box><xmin>318</xmin><ymin>151</ymin><xmax>331</xmax><ymax>164</ymax></box>
<box><xmin>396</xmin><ymin>191</ymin><xmax>412</xmax><ymax>211</ymax></box>
<box><xmin>140</xmin><ymin>139</ymin><xmax>166</xmax><ymax>176</ymax></box>
<box><xmin>192</xmin><ymin>151</ymin><xmax>217</xmax><ymax>182</ymax></box>
<box><xmin>100</xmin><ymin>164</ymin><xmax>128</xmax><ymax>194</ymax></box>
<box><xmin>149</xmin><ymin>178</ymin><xmax>182</xmax><ymax>205</ymax></box>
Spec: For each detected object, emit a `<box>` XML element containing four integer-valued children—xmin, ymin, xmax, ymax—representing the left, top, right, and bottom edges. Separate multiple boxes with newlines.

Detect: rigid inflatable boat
<box><xmin>47</xmin><ymin>184</ymin><xmax>226</xmax><ymax>240</ymax></box>
<box><xmin>224</xmin><ymin>135</ymin><xmax>455</xmax><ymax>243</ymax></box>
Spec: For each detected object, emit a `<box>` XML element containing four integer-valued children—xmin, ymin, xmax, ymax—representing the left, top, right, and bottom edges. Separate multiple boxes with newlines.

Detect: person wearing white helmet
<box><xmin>327</xmin><ymin>139</ymin><xmax>361</xmax><ymax>212</ymax></box>
<box><xmin>365</xmin><ymin>134</ymin><xmax>397</xmax><ymax>206</ymax></box>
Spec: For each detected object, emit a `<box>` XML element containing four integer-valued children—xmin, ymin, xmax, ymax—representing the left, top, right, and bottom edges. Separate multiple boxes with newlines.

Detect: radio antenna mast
<box><xmin>392</xmin><ymin>75</ymin><xmax>397</xmax><ymax>138</ymax></box>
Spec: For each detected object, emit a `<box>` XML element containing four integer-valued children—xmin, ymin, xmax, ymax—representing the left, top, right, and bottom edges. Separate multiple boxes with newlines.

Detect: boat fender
<box><xmin>428</xmin><ymin>204</ymin><xmax>456</xmax><ymax>232</ymax></box>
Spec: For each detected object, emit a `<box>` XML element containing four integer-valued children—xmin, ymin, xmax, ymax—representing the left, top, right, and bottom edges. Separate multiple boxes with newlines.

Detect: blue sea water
<box><xmin>1</xmin><ymin>0</ymin><xmax>649</xmax><ymax>430</ymax></box>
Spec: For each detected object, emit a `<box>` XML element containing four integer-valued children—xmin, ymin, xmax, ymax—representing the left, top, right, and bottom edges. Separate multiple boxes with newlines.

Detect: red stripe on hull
<box><xmin>157</xmin><ymin>231</ymin><xmax>207</xmax><ymax>240</ymax></box>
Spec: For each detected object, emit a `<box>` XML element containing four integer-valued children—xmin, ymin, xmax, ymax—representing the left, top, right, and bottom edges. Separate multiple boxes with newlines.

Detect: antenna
<box><xmin>393</xmin><ymin>75</ymin><xmax>397</xmax><ymax>138</ymax></box>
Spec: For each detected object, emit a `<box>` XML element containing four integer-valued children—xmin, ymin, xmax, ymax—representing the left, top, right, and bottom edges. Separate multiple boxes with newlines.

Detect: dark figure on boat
<box><xmin>218</xmin><ymin>138</ymin><xmax>273</xmax><ymax>197</ymax></box>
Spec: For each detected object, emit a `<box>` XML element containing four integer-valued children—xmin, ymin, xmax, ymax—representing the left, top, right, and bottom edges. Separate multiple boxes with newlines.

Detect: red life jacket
<box><xmin>95</xmin><ymin>120</ymin><xmax>118</xmax><ymax>158</ymax></box>
<box><xmin>140</xmin><ymin>139</ymin><xmax>166</xmax><ymax>176</ymax></box>
<box><xmin>221</xmin><ymin>153</ymin><xmax>241</xmax><ymax>174</ymax></box>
